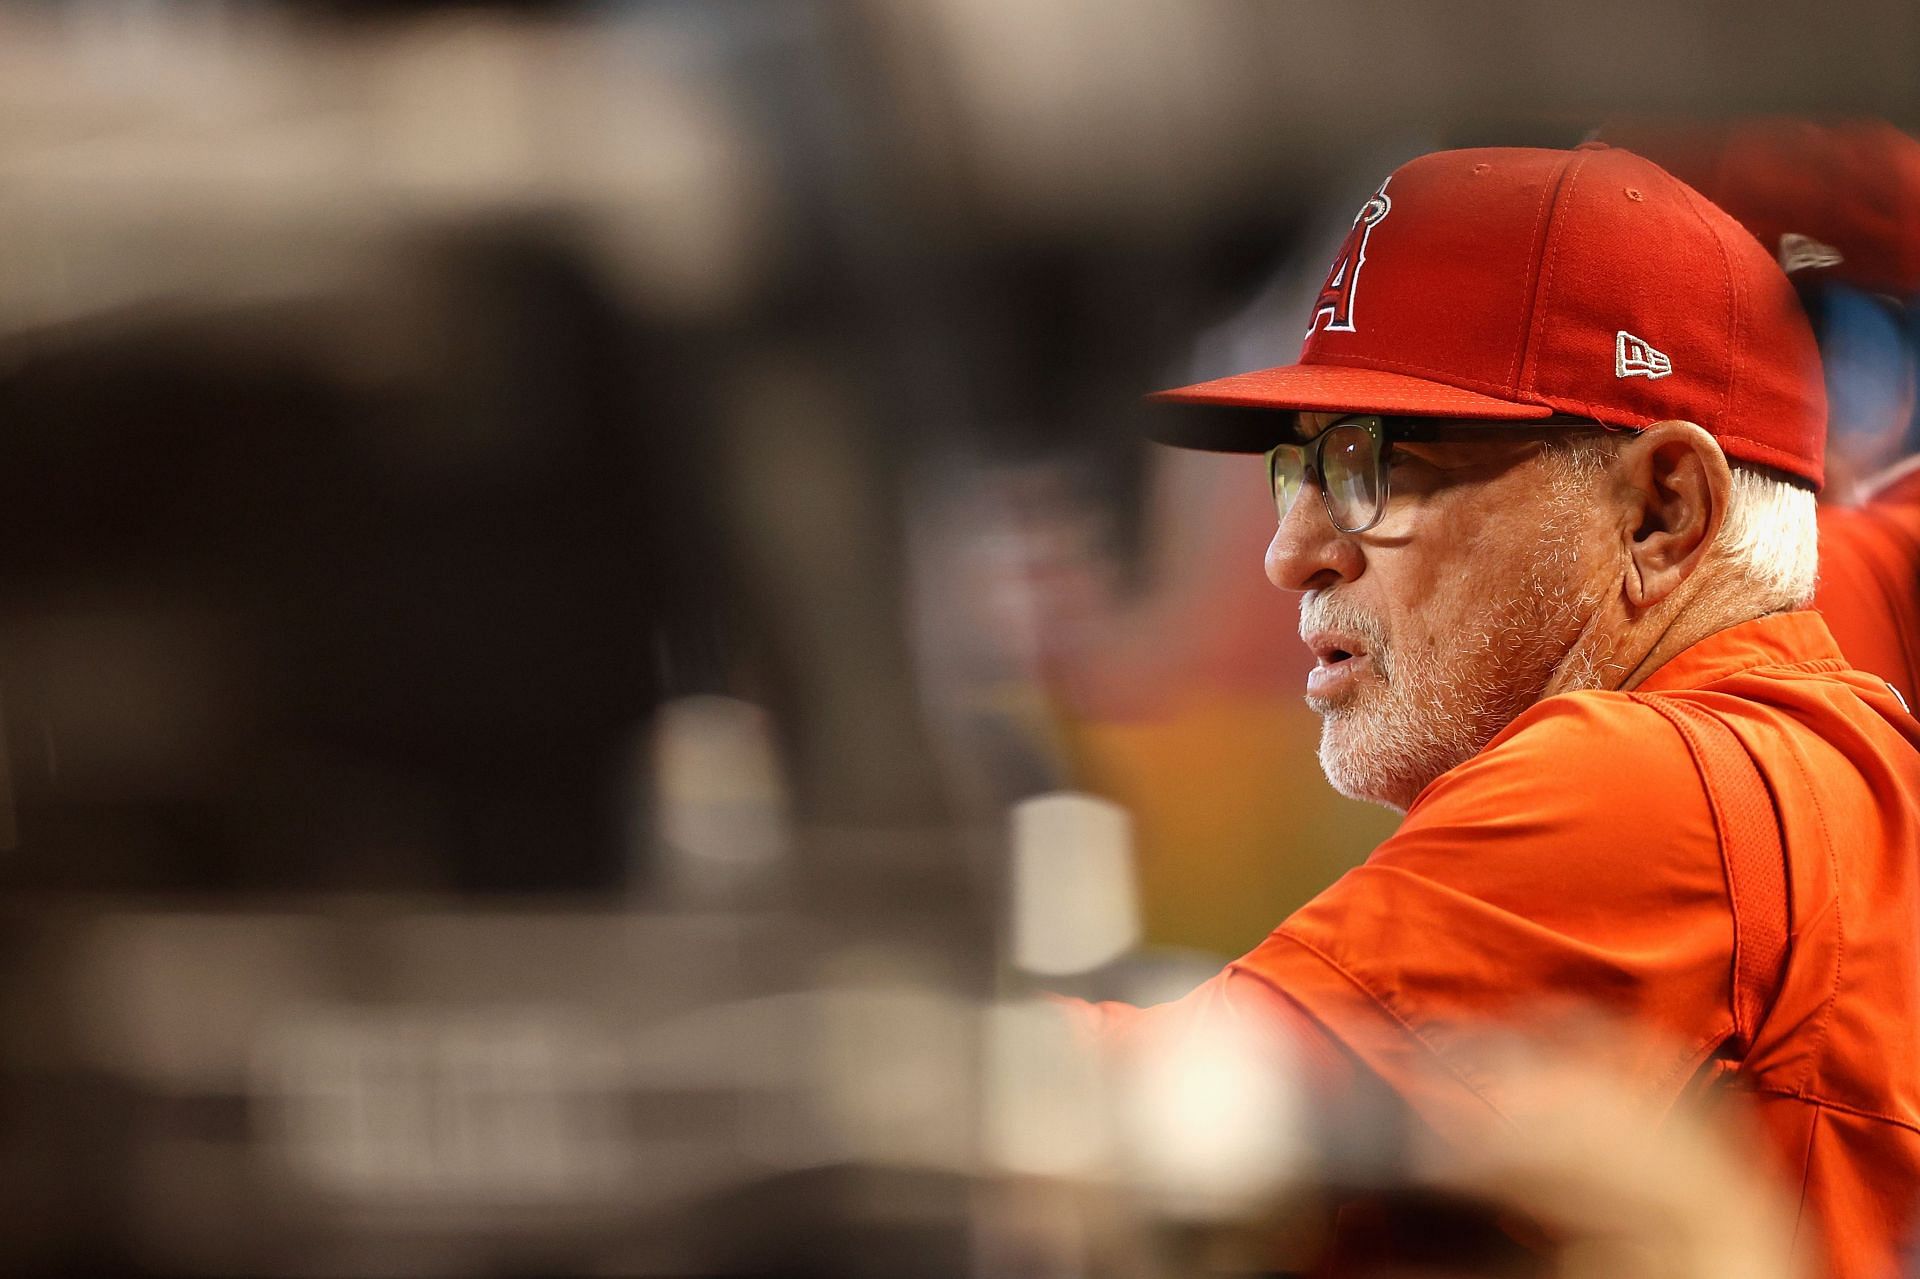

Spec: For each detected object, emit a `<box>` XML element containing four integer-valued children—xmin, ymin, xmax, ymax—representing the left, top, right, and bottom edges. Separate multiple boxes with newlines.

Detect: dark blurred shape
<box><xmin>1322</xmin><ymin>1189</ymin><xmax>1550</xmax><ymax>1278</ymax></box>
<box><xmin>0</xmin><ymin>222</ymin><xmax>731</xmax><ymax>893</ymax></box>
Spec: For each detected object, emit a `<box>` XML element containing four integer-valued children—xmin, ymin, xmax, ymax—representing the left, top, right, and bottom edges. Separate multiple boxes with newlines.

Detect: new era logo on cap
<box><xmin>1779</xmin><ymin>231</ymin><xmax>1845</xmax><ymax>275</ymax></box>
<box><xmin>1615</xmin><ymin>331</ymin><xmax>1673</xmax><ymax>380</ymax></box>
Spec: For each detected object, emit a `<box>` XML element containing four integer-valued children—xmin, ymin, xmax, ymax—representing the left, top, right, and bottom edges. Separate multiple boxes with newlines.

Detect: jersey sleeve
<box><xmin>1063</xmin><ymin>968</ymin><xmax>1376</xmax><ymax>1103</ymax></box>
<box><xmin>1189</xmin><ymin>693</ymin><xmax>1734</xmax><ymax>1142</ymax></box>
<box><xmin>1817</xmin><ymin>467</ymin><xmax>1920</xmax><ymax>708</ymax></box>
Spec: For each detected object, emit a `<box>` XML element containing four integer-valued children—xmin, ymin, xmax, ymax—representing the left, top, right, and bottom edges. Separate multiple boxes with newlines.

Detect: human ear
<box><xmin>1614</xmin><ymin>421</ymin><xmax>1731</xmax><ymax>610</ymax></box>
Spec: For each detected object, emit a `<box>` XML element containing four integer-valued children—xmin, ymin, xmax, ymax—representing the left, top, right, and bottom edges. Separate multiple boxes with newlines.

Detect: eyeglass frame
<box><xmin>1265</xmin><ymin>413</ymin><xmax>1636</xmax><ymax>534</ymax></box>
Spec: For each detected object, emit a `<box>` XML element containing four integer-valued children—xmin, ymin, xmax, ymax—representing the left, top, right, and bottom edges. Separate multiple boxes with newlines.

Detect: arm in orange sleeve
<box><xmin>1062</xmin><ymin>969</ymin><xmax>1373</xmax><ymax>1103</ymax></box>
<box><xmin>1077</xmin><ymin>691</ymin><xmax>1734</xmax><ymax>1145</ymax></box>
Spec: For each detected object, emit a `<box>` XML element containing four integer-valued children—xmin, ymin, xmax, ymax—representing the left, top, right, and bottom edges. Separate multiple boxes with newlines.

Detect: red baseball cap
<box><xmin>1149</xmin><ymin>143</ymin><xmax>1828</xmax><ymax>489</ymax></box>
<box><xmin>1597</xmin><ymin>118</ymin><xmax>1920</xmax><ymax>298</ymax></box>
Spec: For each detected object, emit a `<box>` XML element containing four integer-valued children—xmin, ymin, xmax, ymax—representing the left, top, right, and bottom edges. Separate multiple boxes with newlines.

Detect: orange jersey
<box><xmin>1091</xmin><ymin>613</ymin><xmax>1920</xmax><ymax>1277</ymax></box>
<box><xmin>1818</xmin><ymin>460</ymin><xmax>1920</xmax><ymax>711</ymax></box>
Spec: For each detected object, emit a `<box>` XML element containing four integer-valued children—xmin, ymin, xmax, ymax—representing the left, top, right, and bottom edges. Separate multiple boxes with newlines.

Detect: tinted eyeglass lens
<box><xmin>1267</xmin><ymin>445</ymin><xmax>1306</xmax><ymax>523</ymax></box>
<box><xmin>1319</xmin><ymin>422</ymin><xmax>1382</xmax><ymax>531</ymax></box>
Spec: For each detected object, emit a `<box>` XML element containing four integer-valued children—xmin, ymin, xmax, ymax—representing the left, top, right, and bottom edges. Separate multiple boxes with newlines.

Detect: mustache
<box><xmin>1299</xmin><ymin>592</ymin><xmax>1390</xmax><ymax>668</ymax></box>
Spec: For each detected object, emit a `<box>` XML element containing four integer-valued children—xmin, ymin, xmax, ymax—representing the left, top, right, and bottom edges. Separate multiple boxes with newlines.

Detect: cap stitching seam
<box><xmin>1669</xmin><ymin>175</ymin><xmax>1740</xmax><ymax>419</ymax></box>
<box><xmin>1519</xmin><ymin>151</ymin><xmax>1586</xmax><ymax>394</ymax></box>
<box><xmin>1512</xmin><ymin>159</ymin><xmax>1567</xmax><ymax>390</ymax></box>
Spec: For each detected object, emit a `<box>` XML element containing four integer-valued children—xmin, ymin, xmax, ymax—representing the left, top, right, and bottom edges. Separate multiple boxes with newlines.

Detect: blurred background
<box><xmin>0</xmin><ymin>1</ymin><xmax>1910</xmax><ymax>1275</ymax></box>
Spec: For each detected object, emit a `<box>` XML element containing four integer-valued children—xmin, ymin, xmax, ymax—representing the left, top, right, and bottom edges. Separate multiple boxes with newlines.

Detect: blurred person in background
<box><xmin>1080</xmin><ymin>142</ymin><xmax>1920</xmax><ymax>1278</ymax></box>
<box><xmin>1597</xmin><ymin>117</ymin><xmax>1920</xmax><ymax>712</ymax></box>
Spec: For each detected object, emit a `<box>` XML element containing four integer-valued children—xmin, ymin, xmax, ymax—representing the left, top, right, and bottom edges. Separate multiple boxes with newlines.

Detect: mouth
<box><xmin>1306</xmin><ymin>631</ymin><xmax>1369</xmax><ymax>666</ymax></box>
<box><xmin>1303</xmin><ymin>631</ymin><xmax>1374</xmax><ymax>701</ymax></box>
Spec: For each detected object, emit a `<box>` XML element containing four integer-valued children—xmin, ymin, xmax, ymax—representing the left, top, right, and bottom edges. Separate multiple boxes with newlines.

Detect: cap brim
<box><xmin>1145</xmin><ymin>362</ymin><xmax>1556</xmax><ymax>453</ymax></box>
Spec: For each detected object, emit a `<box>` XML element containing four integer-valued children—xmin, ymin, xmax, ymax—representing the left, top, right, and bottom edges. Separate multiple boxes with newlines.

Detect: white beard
<box><xmin>1301</xmin><ymin>523</ymin><xmax>1612</xmax><ymax>813</ymax></box>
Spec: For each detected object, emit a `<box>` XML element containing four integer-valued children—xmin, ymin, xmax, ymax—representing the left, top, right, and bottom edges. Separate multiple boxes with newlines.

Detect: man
<box><xmin>1094</xmin><ymin>143</ymin><xmax>1920</xmax><ymax>1278</ymax></box>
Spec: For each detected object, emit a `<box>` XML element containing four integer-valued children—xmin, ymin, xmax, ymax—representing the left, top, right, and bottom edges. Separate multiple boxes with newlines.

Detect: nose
<box><xmin>1264</xmin><ymin>479</ymin><xmax>1363</xmax><ymax>593</ymax></box>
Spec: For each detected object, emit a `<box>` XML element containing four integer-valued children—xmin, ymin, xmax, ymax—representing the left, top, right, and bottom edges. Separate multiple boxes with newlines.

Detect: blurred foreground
<box><xmin>0</xmin><ymin>2</ymin><xmax>1911</xmax><ymax>1275</ymax></box>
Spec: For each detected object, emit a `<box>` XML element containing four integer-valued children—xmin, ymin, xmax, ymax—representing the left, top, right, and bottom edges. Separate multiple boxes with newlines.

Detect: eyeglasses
<box><xmin>1265</xmin><ymin>413</ymin><xmax>1623</xmax><ymax>534</ymax></box>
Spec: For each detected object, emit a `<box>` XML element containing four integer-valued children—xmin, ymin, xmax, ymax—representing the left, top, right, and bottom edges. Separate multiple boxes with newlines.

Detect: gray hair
<box><xmin>1720</xmin><ymin>466</ymin><xmax>1818</xmax><ymax>610</ymax></box>
<box><xmin>1548</xmin><ymin>436</ymin><xmax>1819</xmax><ymax>612</ymax></box>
